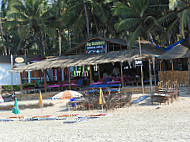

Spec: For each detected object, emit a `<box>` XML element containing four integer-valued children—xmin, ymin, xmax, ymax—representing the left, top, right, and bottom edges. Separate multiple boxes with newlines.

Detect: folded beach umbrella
<box><xmin>39</xmin><ymin>91</ymin><xmax>43</xmax><ymax>108</ymax></box>
<box><xmin>0</xmin><ymin>95</ymin><xmax>4</xmax><ymax>103</ymax></box>
<box><xmin>99</xmin><ymin>88</ymin><xmax>106</xmax><ymax>105</ymax></box>
<box><xmin>12</xmin><ymin>98</ymin><xmax>20</xmax><ymax>114</ymax></box>
<box><xmin>99</xmin><ymin>88</ymin><xmax>106</xmax><ymax>113</ymax></box>
<box><xmin>52</xmin><ymin>90</ymin><xmax>83</xmax><ymax>100</ymax></box>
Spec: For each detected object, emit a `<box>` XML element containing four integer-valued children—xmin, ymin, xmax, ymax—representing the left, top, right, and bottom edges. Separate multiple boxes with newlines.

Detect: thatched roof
<box><xmin>159</xmin><ymin>44</ymin><xmax>190</xmax><ymax>60</ymax></box>
<box><xmin>65</xmin><ymin>37</ymin><xmax>128</xmax><ymax>55</ymax></box>
<box><xmin>13</xmin><ymin>48</ymin><xmax>163</xmax><ymax>72</ymax></box>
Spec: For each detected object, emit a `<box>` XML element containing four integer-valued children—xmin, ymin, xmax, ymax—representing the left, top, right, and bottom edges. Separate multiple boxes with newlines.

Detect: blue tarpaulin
<box><xmin>132</xmin><ymin>95</ymin><xmax>150</xmax><ymax>104</ymax></box>
<box><xmin>164</xmin><ymin>39</ymin><xmax>185</xmax><ymax>51</ymax></box>
<box><xmin>151</xmin><ymin>39</ymin><xmax>185</xmax><ymax>51</ymax></box>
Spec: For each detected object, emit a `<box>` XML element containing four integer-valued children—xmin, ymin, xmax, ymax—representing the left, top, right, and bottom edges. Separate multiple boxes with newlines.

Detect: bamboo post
<box><xmin>43</xmin><ymin>69</ymin><xmax>47</xmax><ymax>92</ymax></box>
<box><xmin>98</xmin><ymin>64</ymin><xmax>101</xmax><ymax>81</ymax></box>
<box><xmin>11</xmin><ymin>54</ymin><xmax>13</xmax><ymax>91</ymax></box>
<box><xmin>148</xmin><ymin>59</ymin><xmax>153</xmax><ymax>95</ymax></box>
<box><xmin>153</xmin><ymin>58</ymin><xmax>156</xmax><ymax>85</ymax></box>
<box><xmin>62</xmin><ymin>68</ymin><xmax>64</xmax><ymax>81</ymax></box>
<box><xmin>160</xmin><ymin>60</ymin><xmax>163</xmax><ymax>71</ymax></box>
<box><xmin>120</xmin><ymin>62</ymin><xmax>124</xmax><ymax>87</ymax></box>
<box><xmin>138</xmin><ymin>37</ymin><xmax>144</xmax><ymax>94</ymax></box>
<box><xmin>171</xmin><ymin>60</ymin><xmax>174</xmax><ymax>82</ymax></box>
<box><xmin>68</xmin><ymin>67</ymin><xmax>71</xmax><ymax>90</ymax></box>
<box><xmin>171</xmin><ymin>60</ymin><xmax>174</xmax><ymax>71</ymax></box>
<box><xmin>90</xmin><ymin>65</ymin><xmax>93</xmax><ymax>85</ymax></box>
<box><xmin>188</xmin><ymin>58</ymin><xmax>190</xmax><ymax>85</ymax></box>
<box><xmin>20</xmin><ymin>72</ymin><xmax>23</xmax><ymax>93</ymax></box>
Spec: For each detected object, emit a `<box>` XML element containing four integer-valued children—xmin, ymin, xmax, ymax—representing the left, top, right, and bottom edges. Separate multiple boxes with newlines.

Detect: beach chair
<box><xmin>166</xmin><ymin>81</ymin><xmax>179</xmax><ymax>102</ymax></box>
<box><xmin>152</xmin><ymin>81</ymin><xmax>171</xmax><ymax>105</ymax></box>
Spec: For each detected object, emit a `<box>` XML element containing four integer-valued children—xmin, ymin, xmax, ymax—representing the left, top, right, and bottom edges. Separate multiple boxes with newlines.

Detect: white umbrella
<box><xmin>51</xmin><ymin>90</ymin><xmax>83</xmax><ymax>100</ymax></box>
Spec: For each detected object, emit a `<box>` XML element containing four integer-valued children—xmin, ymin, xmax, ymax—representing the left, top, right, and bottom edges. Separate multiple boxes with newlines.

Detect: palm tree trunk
<box><xmin>58</xmin><ymin>30</ymin><xmax>62</xmax><ymax>56</ymax></box>
<box><xmin>0</xmin><ymin>18</ymin><xmax>7</xmax><ymax>55</ymax></box>
<box><xmin>188</xmin><ymin>19</ymin><xmax>190</xmax><ymax>85</ymax></box>
<box><xmin>83</xmin><ymin>0</ymin><xmax>90</xmax><ymax>39</ymax></box>
<box><xmin>94</xmin><ymin>15</ymin><xmax>99</xmax><ymax>36</ymax></box>
<box><xmin>188</xmin><ymin>19</ymin><xmax>190</xmax><ymax>48</ymax></box>
<box><xmin>68</xmin><ymin>28</ymin><xmax>72</xmax><ymax>48</ymax></box>
<box><xmin>17</xmin><ymin>40</ymin><xmax>22</xmax><ymax>51</ymax></box>
<box><xmin>35</xmin><ymin>31</ymin><xmax>44</xmax><ymax>58</ymax></box>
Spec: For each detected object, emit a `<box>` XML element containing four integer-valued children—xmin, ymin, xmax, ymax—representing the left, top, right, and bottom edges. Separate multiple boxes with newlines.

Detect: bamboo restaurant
<box><xmin>12</xmin><ymin>37</ymin><xmax>164</xmax><ymax>93</ymax></box>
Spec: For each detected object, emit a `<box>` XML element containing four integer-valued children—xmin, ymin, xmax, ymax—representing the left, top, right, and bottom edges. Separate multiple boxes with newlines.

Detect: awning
<box><xmin>12</xmin><ymin>48</ymin><xmax>163</xmax><ymax>72</ymax></box>
<box><xmin>159</xmin><ymin>44</ymin><xmax>190</xmax><ymax>60</ymax></box>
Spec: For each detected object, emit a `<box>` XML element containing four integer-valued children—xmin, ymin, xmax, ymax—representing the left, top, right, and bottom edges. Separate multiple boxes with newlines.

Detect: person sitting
<box><xmin>113</xmin><ymin>67</ymin><xmax>120</xmax><ymax>77</ymax></box>
<box><xmin>103</xmin><ymin>72</ymin><xmax>108</xmax><ymax>78</ymax></box>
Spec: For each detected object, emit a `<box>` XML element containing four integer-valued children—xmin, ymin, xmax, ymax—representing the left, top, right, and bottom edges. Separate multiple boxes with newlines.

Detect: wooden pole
<box><xmin>160</xmin><ymin>60</ymin><xmax>162</xmax><ymax>71</ymax></box>
<box><xmin>188</xmin><ymin>58</ymin><xmax>190</xmax><ymax>85</ymax></box>
<box><xmin>68</xmin><ymin>67</ymin><xmax>71</xmax><ymax>90</ymax></box>
<box><xmin>171</xmin><ymin>60</ymin><xmax>174</xmax><ymax>71</ymax></box>
<box><xmin>11</xmin><ymin>54</ymin><xmax>13</xmax><ymax>91</ymax></box>
<box><xmin>120</xmin><ymin>62</ymin><xmax>124</xmax><ymax>87</ymax></box>
<box><xmin>43</xmin><ymin>69</ymin><xmax>47</xmax><ymax>92</ymax></box>
<box><xmin>20</xmin><ymin>72</ymin><xmax>23</xmax><ymax>93</ymax></box>
<box><xmin>90</xmin><ymin>65</ymin><xmax>93</xmax><ymax>85</ymax></box>
<box><xmin>153</xmin><ymin>58</ymin><xmax>156</xmax><ymax>85</ymax></box>
<box><xmin>98</xmin><ymin>64</ymin><xmax>101</xmax><ymax>81</ymax></box>
<box><xmin>138</xmin><ymin>37</ymin><xmax>144</xmax><ymax>94</ymax></box>
<box><xmin>148</xmin><ymin>59</ymin><xmax>153</xmax><ymax>94</ymax></box>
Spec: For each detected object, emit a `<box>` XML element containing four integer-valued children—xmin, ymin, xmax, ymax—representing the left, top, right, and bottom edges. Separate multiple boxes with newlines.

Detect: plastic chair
<box><xmin>77</xmin><ymin>79</ymin><xmax>83</xmax><ymax>87</ymax></box>
<box><xmin>70</xmin><ymin>97</ymin><xmax>77</xmax><ymax>107</ymax></box>
<box><xmin>105</xmin><ymin>78</ymin><xmax>111</xmax><ymax>84</ymax></box>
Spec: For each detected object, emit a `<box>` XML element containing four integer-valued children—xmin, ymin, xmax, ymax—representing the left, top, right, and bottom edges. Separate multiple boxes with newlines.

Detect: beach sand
<box><xmin>0</xmin><ymin>87</ymin><xmax>190</xmax><ymax>142</ymax></box>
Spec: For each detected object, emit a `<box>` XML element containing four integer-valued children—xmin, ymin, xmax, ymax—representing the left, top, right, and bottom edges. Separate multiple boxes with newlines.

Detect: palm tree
<box><xmin>0</xmin><ymin>0</ymin><xmax>9</xmax><ymax>55</ymax></box>
<box><xmin>112</xmin><ymin>0</ymin><xmax>166</xmax><ymax>47</ymax></box>
<box><xmin>158</xmin><ymin>0</ymin><xmax>190</xmax><ymax>46</ymax></box>
<box><xmin>63</xmin><ymin>0</ymin><xmax>108</xmax><ymax>39</ymax></box>
<box><xmin>45</xmin><ymin>0</ymin><xmax>69</xmax><ymax>56</ymax></box>
<box><xmin>7</xmin><ymin>0</ymin><xmax>49</xmax><ymax>57</ymax></box>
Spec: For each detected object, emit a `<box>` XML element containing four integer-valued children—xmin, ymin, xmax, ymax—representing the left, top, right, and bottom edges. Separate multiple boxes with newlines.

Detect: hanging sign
<box><xmin>134</xmin><ymin>59</ymin><xmax>143</xmax><ymax>66</ymax></box>
<box><xmin>85</xmin><ymin>40</ymin><xmax>107</xmax><ymax>54</ymax></box>
<box><xmin>13</xmin><ymin>56</ymin><xmax>26</xmax><ymax>68</ymax></box>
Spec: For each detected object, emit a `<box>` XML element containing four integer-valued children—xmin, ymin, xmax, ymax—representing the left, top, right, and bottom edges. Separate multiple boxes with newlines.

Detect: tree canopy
<box><xmin>0</xmin><ymin>0</ymin><xmax>189</xmax><ymax>56</ymax></box>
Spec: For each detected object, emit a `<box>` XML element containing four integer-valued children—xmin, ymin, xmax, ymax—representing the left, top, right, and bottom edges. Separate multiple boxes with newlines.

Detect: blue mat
<box><xmin>132</xmin><ymin>95</ymin><xmax>150</xmax><ymax>103</ymax></box>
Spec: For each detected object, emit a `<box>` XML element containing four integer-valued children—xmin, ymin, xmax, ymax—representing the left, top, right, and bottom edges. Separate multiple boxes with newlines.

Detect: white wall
<box><xmin>0</xmin><ymin>63</ymin><xmax>20</xmax><ymax>85</ymax></box>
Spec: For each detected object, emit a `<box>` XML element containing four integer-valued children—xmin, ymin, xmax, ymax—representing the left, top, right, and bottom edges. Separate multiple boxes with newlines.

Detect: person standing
<box><xmin>12</xmin><ymin>91</ymin><xmax>15</xmax><ymax>101</ymax></box>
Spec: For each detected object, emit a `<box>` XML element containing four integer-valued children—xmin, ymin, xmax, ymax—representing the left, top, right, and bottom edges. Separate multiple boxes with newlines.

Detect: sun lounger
<box><xmin>152</xmin><ymin>81</ymin><xmax>179</xmax><ymax>105</ymax></box>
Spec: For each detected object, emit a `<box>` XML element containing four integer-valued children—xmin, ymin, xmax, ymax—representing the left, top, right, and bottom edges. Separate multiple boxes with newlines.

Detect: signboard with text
<box><xmin>85</xmin><ymin>40</ymin><xmax>107</xmax><ymax>54</ymax></box>
<box><xmin>13</xmin><ymin>56</ymin><xmax>26</xmax><ymax>68</ymax></box>
<box><xmin>135</xmin><ymin>59</ymin><xmax>143</xmax><ymax>66</ymax></box>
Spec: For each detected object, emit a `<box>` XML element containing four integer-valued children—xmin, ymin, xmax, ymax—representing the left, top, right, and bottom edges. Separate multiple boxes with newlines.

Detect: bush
<box><xmin>2</xmin><ymin>85</ymin><xmax>21</xmax><ymax>91</ymax></box>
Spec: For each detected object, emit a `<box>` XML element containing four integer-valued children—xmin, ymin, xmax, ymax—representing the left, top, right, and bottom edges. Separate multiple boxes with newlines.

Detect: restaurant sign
<box><xmin>85</xmin><ymin>40</ymin><xmax>107</xmax><ymax>54</ymax></box>
<box><xmin>13</xmin><ymin>56</ymin><xmax>26</xmax><ymax>68</ymax></box>
<box><xmin>134</xmin><ymin>59</ymin><xmax>143</xmax><ymax>66</ymax></box>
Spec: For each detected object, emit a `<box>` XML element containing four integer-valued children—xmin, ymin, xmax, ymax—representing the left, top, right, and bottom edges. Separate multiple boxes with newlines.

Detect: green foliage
<box><xmin>3</xmin><ymin>85</ymin><xmax>20</xmax><ymax>91</ymax></box>
<box><xmin>0</xmin><ymin>0</ymin><xmax>189</xmax><ymax>56</ymax></box>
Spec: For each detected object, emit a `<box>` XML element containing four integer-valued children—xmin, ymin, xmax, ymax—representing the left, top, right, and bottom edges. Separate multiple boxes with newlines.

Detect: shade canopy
<box><xmin>13</xmin><ymin>47</ymin><xmax>163</xmax><ymax>72</ymax></box>
<box><xmin>159</xmin><ymin>44</ymin><xmax>190</xmax><ymax>60</ymax></box>
<box><xmin>52</xmin><ymin>90</ymin><xmax>83</xmax><ymax>100</ymax></box>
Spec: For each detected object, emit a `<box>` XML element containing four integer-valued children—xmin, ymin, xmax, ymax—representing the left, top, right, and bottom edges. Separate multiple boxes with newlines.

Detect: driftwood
<box><xmin>76</xmin><ymin>92</ymin><xmax>132</xmax><ymax>111</ymax></box>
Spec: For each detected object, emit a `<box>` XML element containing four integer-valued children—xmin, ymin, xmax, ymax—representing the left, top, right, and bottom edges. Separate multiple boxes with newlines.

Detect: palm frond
<box><xmin>179</xmin><ymin>9</ymin><xmax>190</xmax><ymax>36</ymax></box>
<box><xmin>167</xmin><ymin>18</ymin><xmax>179</xmax><ymax>34</ymax></box>
<box><xmin>157</xmin><ymin>12</ymin><xmax>177</xmax><ymax>26</ymax></box>
<box><xmin>128</xmin><ymin>25</ymin><xmax>143</xmax><ymax>48</ymax></box>
<box><xmin>115</xmin><ymin>18</ymin><xmax>140</xmax><ymax>31</ymax></box>
<box><xmin>112</xmin><ymin>2</ymin><xmax>138</xmax><ymax>17</ymax></box>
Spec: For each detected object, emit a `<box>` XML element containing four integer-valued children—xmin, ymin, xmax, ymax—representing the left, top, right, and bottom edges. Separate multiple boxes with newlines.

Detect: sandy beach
<box><xmin>0</xmin><ymin>87</ymin><xmax>190</xmax><ymax>142</ymax></box>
